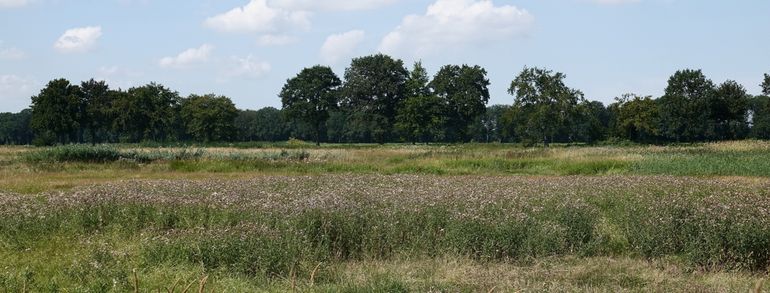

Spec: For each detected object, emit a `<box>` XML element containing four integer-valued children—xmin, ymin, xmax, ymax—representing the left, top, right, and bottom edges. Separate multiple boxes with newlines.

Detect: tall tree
<box><xmin>79</xmin><ymin>79</ymin><xmax>112</xmax><ymax>144</ymax></box>
<box><xmin>280</xmin><ymin>65</ymin><xmax>341</xmax><ymax>146</ymax></box>
<box><xmin>396</xmin><ymin>95</ymin><xmax>447</xmax><ymax>144</ymax></box>
<box><xmin>0</xmin><ymin>109</ymin><xmax>33</xmax><ymax>145</ymax></box>
<box><xmin>180</xmin><ymin>94</ymin><xmax>238</xmax><ymax>142</ymax></box>
<box><xmin>405</xmin><ymin>61</ymin><xmax>431</xmax><ymax>98</ymax></box>
<box><xmin>396</xmin><ymin>62</ymin><xmax>446</xmax><ymax>143</ymax></box>
<box><xmin>658</xmin><ymin>69</ymin><xmax>714</xmax><ymax>142</ymax></box>
<box><xmin>762</xmin><ymin>73</ymin><xmax>770</xmax><ymax>96</ymax></box>
<box><xmin>750</xmin><ymin>95</ymin><xmax>770</xmax><ymax>139</ymax></box>
<box><xmin>342</xmin><ymin>54</ymin><xmax>408</xmax><ymax>143</ymax></box>
<box><xmin>431</xmin><ymin>64</ymin><xmax>491</xmax><ymax>141</ymax></box>
<box><xmin>470</xmin><ymin>105</ymin><xmax>511</xmax><ymax>143</ymax></box>
<box><xmin>574</xmin><ymin>100</ymin><xmax>609</xmax><ymax>143</ymax></box>
<box><xmin>113</xmin><ymin>83</ymin><xmax>180</xmax><ymax>142</ymax></box>
<box><xmin>610</xmin><ymin>94</ymin><xmax>660</xmax><ymax>143</ymax></box>
<box><xmin>708</xmin><ymin>80</ymin><xmax>749</xmax><ymax>140</ymax></box>
<box><xmin>508</xmin><ymin>67</ymin><xmax>584</xmax><ymax>147</ymax></box>
<box><xmin>30</xmin><ymin>78</ymin><xmax>81</xmax><ymax>144</ymax></box>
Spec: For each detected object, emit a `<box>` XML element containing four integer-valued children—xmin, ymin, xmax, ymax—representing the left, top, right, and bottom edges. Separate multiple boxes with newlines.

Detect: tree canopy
<box><xmin>508</xmin><ymin>67</ymin><xmax>584</xmax><ymax>146</ymax></box>
<box><xmin>280</xmin><ymin>65</ymin><xmax>341</xmax><ymax>145</ymax></box>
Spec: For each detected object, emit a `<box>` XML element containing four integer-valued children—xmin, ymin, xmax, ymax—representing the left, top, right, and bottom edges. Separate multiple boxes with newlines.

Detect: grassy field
<box><xmin>1</xmin><ymin>142</ymin><xmax>770</xmax><ymax>291</ymax></box>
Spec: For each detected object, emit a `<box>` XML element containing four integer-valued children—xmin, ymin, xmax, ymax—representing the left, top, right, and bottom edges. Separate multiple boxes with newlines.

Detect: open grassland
<box><xmin>1</xmin><ymin>175</ymin><xmax>770</xmax><ymax>291</ymax></box>
<box><xmin>1</xmin><ymin>141</ymin><xmax>770</xmax><ymax>291</ymax></box>
<box><xmin>3</xmin><ymin>140</ymin><xmax>770</xmax><ymax>193</ymax></box>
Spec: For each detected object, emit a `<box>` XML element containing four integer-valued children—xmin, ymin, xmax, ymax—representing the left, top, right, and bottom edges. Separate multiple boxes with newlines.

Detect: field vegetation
<box><xmin>1</xmin><ymin>141</ymin><xmax>769</xmax><ymax>291</ymax></box>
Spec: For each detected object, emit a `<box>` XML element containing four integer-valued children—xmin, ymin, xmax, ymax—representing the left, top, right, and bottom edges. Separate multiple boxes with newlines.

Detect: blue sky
<box><xmin>1</xmin><ymin>0</ymin><xmax>769</xmax><ymax>112</ymax></box>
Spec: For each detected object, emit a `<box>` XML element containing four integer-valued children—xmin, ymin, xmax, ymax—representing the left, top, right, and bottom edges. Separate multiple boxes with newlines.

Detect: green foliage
<box><xmin>430</xmin><ymin>64</ymin><xmax>491</xmax><ymax>141</ymax></box>
<box><xmin>180</xmin><ymin>94</ymin><xmax>238</xmax><ymax>142</ymax></box>
<box><xmin>0</xmin><ymin>109</ymin><xmax>32</xmax><ymax>145</ymax></box>
<box><xmin>508</xmin><ymin>67</ymin><xmax>584</xmax><ymax>146</ymax></box>
<box><xmin>470</xmin><ymin>105</ymin><xmax>511</xmax><ymax>143</ymax></box>
<box><xmin>112</xmin><ymin>83</ymin><xmax>182</xmax><ymax>143</ymax></box>
<box><xmin>280</xmin><ymin>65</ymin><xmax>342</xmax><ymax>145</ymax></box>
<box><xmin>30</xmin><ymin>78</ymin><xmax>82</xmax><ymax>144</ymax></box>
<box><xmin>609</xmin><ymin>94</ymin><xmax>661</xmax><ymax>143</ymax></box>
<box><xmin>395</xmin><ymin>95</ymin><xmax>447</xmax><ymax>143</ymax></box>
<box><xmin>342</xmin><ymin>54</ymin><xmax>409</xmax><ymax>143</ymax></box>
<box><xmin>658</xmin><ymin>69</ymin><xmax>714</xmax><ymax>142</ymax></box>
<box><xmin>79</xmin><ymin>79</ymin><xmax>112</xmax><ymax>144</ymax></box>
<box><xmin>708</xmin><ymin>80</ymin><xmax>749</xmax><ymax>140</ymax></box>
<box><xmin>762</xmin><ymin>73</ymin><xmax>770</xmax><ymax>95</ymax></box>
<box><xmin>750</xmin><ymin>95</ymin><xmax>770</xmax><ymax>139</ymax></box>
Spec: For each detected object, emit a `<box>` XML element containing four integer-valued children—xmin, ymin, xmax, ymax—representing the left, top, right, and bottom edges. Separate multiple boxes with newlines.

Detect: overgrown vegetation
<box><xmin>2</xmin><ymin>142</ymin><xmax>770</xmax><ymax>291</ymax></box>
<box><xmin>1</xmin><ymin>175</ymin><xmax>769</xmax><ymax>291</ymax></box>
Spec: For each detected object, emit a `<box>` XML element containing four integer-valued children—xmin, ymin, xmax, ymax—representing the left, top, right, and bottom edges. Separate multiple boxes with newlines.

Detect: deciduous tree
<box><xmin>431</xmin><ymin>64</ymin><xmax>490</xmax><ymax>141</ymax></box>
<box><xmin>508</xmin><ymin>67</ymin><xmax>583</xmax><ymax>146</ymax></box>
<box><xmin>280</xmin><ymin>65</ymin><xmax>341</xmax><ymax>146</ymax></box>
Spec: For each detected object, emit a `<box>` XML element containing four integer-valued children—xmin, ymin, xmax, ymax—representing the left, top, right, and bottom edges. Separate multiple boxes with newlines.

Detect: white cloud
<box><xmin>268</xmin><ymin>0</ymin><xmax>398</xmax><ymax>11</ymax></box>
<box><xmin>159</xmin><ymin>44</ymin><xmax>213</xmax><ymax>69</ymax></box>
<box><xmin>320</xmin><ymin>30</ymin><xmax>365</xmax><ymax>64</ymax></box>
<box><xmin>0</xmin><ymin>0</ymin><xmax>29</xmax><ymax>8</ymax></box>
<box><xmin>379</xmin><ymin>0</ymin><xmax>533</xmax><ymax>57</ymax></box>
<box><xmin>204</xmin><ymin>0</ymin><xmax>310</xmax><ymax>33</ymax></box>
<box><xmin>53</xmin><ymin>26</ymin><xmax>102</xmax><ymax>53</ymax></box>
<box><xmin>228</xmin><ymin>55</ymin><xmax>272</xmax><ymax>78</ymax></box>
<box><xmin>257</xmin><ymin>34</ymin><xmax>299</xmax><ymax>46</ymax></box>
<box><xmin>0</xmin><ymin>74</ymin><xmax>36</xmax><ymax>112</ymax></box>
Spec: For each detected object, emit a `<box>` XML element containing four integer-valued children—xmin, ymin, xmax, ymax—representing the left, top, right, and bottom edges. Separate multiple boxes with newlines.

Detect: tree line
<box><xmin>1</xmin><ymin>53</ymin><xmax>769</xmax><ymax>146</ymax></box>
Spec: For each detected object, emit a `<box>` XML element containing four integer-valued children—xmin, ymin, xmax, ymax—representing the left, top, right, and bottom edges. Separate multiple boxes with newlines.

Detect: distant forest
<box><xmin>2</xmin><ymin>54</ymin><xmax>770</xmax><ymax>146</ymax></box>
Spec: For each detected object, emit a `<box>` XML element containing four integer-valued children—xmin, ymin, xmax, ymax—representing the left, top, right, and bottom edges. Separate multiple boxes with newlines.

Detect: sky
<box><xmin>1</xmin><ymin>0</ymin><xmax>769</xmax><ymax>112</ymax></box>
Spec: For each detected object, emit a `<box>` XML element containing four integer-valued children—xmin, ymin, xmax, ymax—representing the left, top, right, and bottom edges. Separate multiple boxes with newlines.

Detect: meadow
<box><xmin>1</xmin><ymin>141</ymin><xmax>769</xmax><ymax>292</ymax></box>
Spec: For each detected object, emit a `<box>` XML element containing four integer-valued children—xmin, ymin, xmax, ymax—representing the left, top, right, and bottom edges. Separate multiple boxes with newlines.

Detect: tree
<box><xmin>658</xmin><ymin>69</ymin><xmax>714</xmax><ymax>142</ymax></box>
<box><xmin>280</xmin><ymin>65</ymin><xmax>341</xmax><ymax>146</ymax></box>
<box><xmin>342</xmin><ymin>54</ymin><xmax>408</xmax><ymax>143</ymax></box>
<box><xmin>708</xmin><ymin>80</ymin><xmax>749</xmax><ymax>140</ymax></box>
<box><xmin>396</xmin><ymin>62</ymin><xmax>447</xmax><ymax>143</ymax></box>
<box><xmin>750</xmin><ymin>95</ymin><xmax>770</xmax><ymax>139</ymax></box>
<box><xmin>113</xmin><ymin>83</ymin><xmax>181</xmax><ymax>142</ymax></box>
<box><xmin>405</xmin><ymin>61</ymin><xmax>431</xmax><ymax>98</ymax></box>
<box><xmin>30</xmin><ymin>78</ymin><xmax>81</xmax><ymax>144</ymax></box>
<box><xmin>396</xmin><ymin>95</ymin><xmax>447</xmax><ymax>143</ymax></box>
<box><xmin>574</xmin><ymin>100</ymin><xmax>609</xmax><ymax>143</ymax></box>
<box><xmin>180</xmin><ymin>94</ymin><xmax>238</xmax><ymax>142</ymax></box>
<box><xmin>79</xmin><ymin>79</ymin><xmax>112</xmax><ymax>144</ymax></box>
<box><xmin>470</xmin><ymin>105</ymin><xmax>511</xmax><ymax>143</ymax></box>
<box><xmin>610</xmin><ymin>94</ymin><xmax>660</xmax><ymax>143</ymax></box>
<box><xmin>431</xmin><ymin>64</ymin><xmax>491</xmax><ymax>141</ymax></box>
<box><xmin>0</xmin><ymin>109</ymin><xmax>33</xmax><ymax>145</ymax></box>
<box><xmin>508</xmin><ymin>67</ymin><xmax>584</xmax><ymax>147</ymax></box>
<box><xmin>762</xmin><ymin>73</ymin><xmax>770</xmax><ymax>96</ymax></box>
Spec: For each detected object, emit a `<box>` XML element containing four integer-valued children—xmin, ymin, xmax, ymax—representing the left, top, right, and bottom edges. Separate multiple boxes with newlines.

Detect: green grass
<box><xmin>3</xmin><ymin>142</ymin><xmax>770</xmax><ymax>291</ymax></box>
<box><xmin>1</xmin><ymin>175</ymin><xmax>770</xmax><ymax>291</ymax></box>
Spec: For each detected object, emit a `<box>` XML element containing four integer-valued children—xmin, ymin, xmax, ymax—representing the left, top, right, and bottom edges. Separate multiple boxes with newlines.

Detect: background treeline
<box><xmin>1</xmin><ymin>53</ymin><xmax>769</xmax><ymax>146</ymax></box>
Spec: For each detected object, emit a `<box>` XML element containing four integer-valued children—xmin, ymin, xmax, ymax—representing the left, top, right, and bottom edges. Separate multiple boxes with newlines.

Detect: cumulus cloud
<box><xmin>204</xmin><ymin>0</ymin><xmax>310</xmax><ymax>33</ymax></box>
<box><xmin>268</xmin><ymin>0</ymin><xmax>399</xmax><ymax>11</ymax></box>
<box><xmin>0</xmin><ymin>74</ymin><xmax>36</xmax><ymax>112</ymax></box>
<box><xmin>159</xmin><ymin>44</ymin><xmax>213</xmax><ymax>69</ymax></box>
<box><xmin>0</xmin><ymin>0</ymin><xmax>29</xmax><ymax>8</ymax></box>
<box><xmin>379</xmin><ymin>0</ymin><xmax>533</xmax><ymax>57</ymax></box>
<box><xmin>257</xmin><ymin>34</ymin><xmax>299</xmax><ymax>46</ymax></box>
<box><xmin>53</xmin><ymin>26</ymin><xmax>103</xmax><ymax>53</ymax></box>
<box><xmin>228</xmin><ymin>55</ymin><xmax>272</xmax><ymax>78</ymax></box>
<box><xmin>320</xmin><ymin>30</ymin><xmax>365</xmax><ymax>64</ymax></box>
